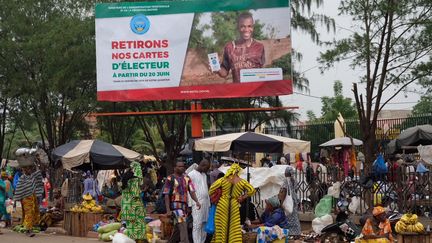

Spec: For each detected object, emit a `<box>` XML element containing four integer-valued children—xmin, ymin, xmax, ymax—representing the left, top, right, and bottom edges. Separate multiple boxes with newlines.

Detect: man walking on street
<box><xmin>188</xmin><ymin>159</ymin><xmax>210</xmax><ymax>243</ymax></box>
<box><xmin>164</xmin><ymin>160</ymin><xmax>201</xmax><ymax>243</ymax></box>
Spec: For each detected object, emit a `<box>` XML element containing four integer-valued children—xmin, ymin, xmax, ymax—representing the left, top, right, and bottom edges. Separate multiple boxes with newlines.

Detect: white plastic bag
<box><xmin>283</xmin><ymin>194</ymin><xmax>293</xmax><ymax>214</ymax></box>
<box><xmin>327</xmin><ymin>181</ymin><xmax>341</xmax><ymax>198</ymax></box>
<box><xmin>349</xmin><ymin>196</ymin><xmax>368</xmax><ymax>214</ymax></box>
<box><xmin>283</xmin><ymin>177</ymin><xmax>295</xmax><ymax>214</ymax></box>
<box><xmin>418</xmin><ymin>145</ymin><xmax>432</xmax><ymax>165</ymax></box>
<box><xmin>312</xmin><ymin>214</ymin><xmax>333</xmax><ymax>234</ymax></box>
<box><xmin>112</xmin><ymin>233</ymin><xmax>136</xmax><ymax>243</ymax></box>
<box><xmin>348</xmin><ymin>196</ymin><xmax>360</xmax><ymax>214</ymax></box>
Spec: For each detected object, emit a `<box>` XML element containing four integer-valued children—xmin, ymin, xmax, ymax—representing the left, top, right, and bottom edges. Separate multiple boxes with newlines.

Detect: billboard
<box><xmin>96</xmin><ymin>0</ymin><xmax>292</xmax><ymax>101</ymax></box>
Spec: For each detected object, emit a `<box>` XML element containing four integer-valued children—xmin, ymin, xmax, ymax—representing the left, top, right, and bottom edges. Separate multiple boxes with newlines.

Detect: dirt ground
<box><xmin>0</xmin><ymin>229</ymin><xmax>98</xmax><ymax>243</ymax></box>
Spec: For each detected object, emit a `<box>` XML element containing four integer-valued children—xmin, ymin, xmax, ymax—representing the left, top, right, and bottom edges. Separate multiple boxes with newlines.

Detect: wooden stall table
<box><xmin>397</xmin><ymin>232</ymin><xmax>432</xmax><ymax>243</ymax></box>
<box><xmin>63</xmin><ymin>210</ymin><xmax>104</xmax><ymax>237</ymax></box>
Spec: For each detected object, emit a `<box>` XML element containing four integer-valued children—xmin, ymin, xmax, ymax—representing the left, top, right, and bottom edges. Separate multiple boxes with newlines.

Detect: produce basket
<box><xmin>243</xmin><ymin>232</ymin><xmax>257</xmax><ymax>243</ymax></box>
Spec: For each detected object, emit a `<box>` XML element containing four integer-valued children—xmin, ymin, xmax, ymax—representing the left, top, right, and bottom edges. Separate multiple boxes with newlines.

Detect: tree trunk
<box><xmin>360</xmin><ymin>119</ymin><xmax>377</xmax><ymax>171</ymax></box>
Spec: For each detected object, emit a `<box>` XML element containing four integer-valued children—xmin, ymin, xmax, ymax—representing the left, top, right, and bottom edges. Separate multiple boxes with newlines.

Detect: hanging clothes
<box><xmin>342</xmin><ymin>148</ymin><xmax>350</xmax><ymax>177</ymax></box>
<box><xmin>295</xmin><ymin>153</ymin><xmax>301</xmax><ymax>163</ymax></box>
<box><xmin>350</xmin><ymin>148</ymin><xmax>357</xmax><ymax>170</ymax></box>
<box><xmin>42</xmin><ymin>178</ymin><xmax>51</xmax><ymax>209</ymax></box>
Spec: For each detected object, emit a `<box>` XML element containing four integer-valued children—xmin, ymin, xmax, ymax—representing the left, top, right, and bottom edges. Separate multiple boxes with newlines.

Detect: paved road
<box><xmin>0</xmin><ymin>229</ymin><xmax>98</xmax><ymax>243</ymax></box>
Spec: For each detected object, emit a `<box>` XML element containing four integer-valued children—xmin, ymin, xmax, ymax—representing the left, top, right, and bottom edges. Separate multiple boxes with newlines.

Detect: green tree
<box><xmin>412</xmin><ymin>96</ymin><xmax>432</xmax><ymax>115</ymax></box>
<box><xmin>321</xmin><ymin>81</ymin><xmax>357</xmax><ymax>121</ymax></box>
<box><xmin>133</xmin><ymin>101</ymin><xmax>189</xmax><ymax>172</ymax></box>
<box><xmin>291</xmin><ymin>0</ymin><xmax>335</xmax><ymax>43</ymax></box>
<box><xmin>306</xmin><ymin>110</ymin><xmax>317</xmax><ymax>121</ymax></box>
<box><xmin>0</xmin><ymin>0</ymin><xmax>97</xmax><ymax>151</ymax></box>
<box><xmin>319</xmin><ymin>0</ymin><xmax>432</xmax><ymax>166</ymax></box>
<box><xmin>204</xmin><ymin>97</ymin><xmax>299</xmax><ymax>133</ymax></box>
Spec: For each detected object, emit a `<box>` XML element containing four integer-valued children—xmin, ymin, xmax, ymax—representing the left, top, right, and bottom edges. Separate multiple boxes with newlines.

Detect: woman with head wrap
<box><xmin>13</xmin><ymin>166</ymin><xmax>44</xmax><ymax>237</ymax></box>
<box><xmin>278</xmin><ymin>166</ymin><xmax>301</xmax><ymax>236</ymax></box>
<box><xmin>360</xmin><ymin>206</ymin><xmax>393</xmax><ymax>242</ymax></box>
<box><xmin>208</xmin><ymin>163</ymin><xmax>255</xmax><ymax>243</ymax></box>
<box><xmin>121</xmin><ymin>161</ymin><xmax>147</xmax><ymax>243</ymax></box>
<box><xmin>249</xmin><ymin>195</ymin><xmax>290</xmax><ymax>242</ymax></box>
<box><xmin>250</xmin><ymin>195</ymin><xmax>288</xmax><ymax>228</ymax></box>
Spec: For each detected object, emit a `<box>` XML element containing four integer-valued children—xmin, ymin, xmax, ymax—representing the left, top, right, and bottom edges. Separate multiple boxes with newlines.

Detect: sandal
<box><xmin>26</xmin><ymin>231</ymin><xmax>35</xmax><ymax>237</ymax></box>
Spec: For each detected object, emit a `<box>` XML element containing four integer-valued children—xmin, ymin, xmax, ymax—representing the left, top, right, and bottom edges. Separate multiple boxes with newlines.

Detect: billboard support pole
<box><xmin>191</xmin><ymin>100</ymin><xmax>203</xmax><ymax>138</ymax></box>
<box><xmin>191</xmin><ymin>100</ymin><xmax>203</xmax><ymax>164</ymax></box>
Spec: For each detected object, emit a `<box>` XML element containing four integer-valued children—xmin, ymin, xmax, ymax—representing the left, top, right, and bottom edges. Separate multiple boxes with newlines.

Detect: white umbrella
<box><xmin>319</xmin><ymin>137</ymin><xmax>363</xmax><ymax>147</ymax></box>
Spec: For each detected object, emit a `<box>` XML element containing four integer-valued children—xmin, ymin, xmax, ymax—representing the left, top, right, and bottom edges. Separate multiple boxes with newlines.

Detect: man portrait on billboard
<box><xmin>214</xmin><ymin>12</ymin><xmax>265</xmax><ymax>83</ymax></box>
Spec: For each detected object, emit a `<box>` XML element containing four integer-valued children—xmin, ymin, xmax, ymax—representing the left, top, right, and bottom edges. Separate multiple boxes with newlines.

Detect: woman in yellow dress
<box><xmin>209</xmin><ymin>163</ymin><xmax>255</xmax><ymax>243</ymax></box>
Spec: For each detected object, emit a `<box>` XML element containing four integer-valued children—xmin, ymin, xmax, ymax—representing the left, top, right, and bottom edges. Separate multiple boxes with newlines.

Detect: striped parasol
<box><xmin>52</xmin><ymin>139</ymin><xmax>141</xmax><ymax>170</ymax></box>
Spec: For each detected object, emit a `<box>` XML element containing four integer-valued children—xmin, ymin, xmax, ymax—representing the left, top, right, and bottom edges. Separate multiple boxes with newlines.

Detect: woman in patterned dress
<box><xmin>121</xmin><ymin>161</ymin><xmax>146</xmax><ymax>243</ymax></box>
<box><xmin>279</xmin><ymin>166</ymin><xmax>301</xmax><ymax>236</ymax></box>
<box><xmin>360</xmin><ymin>206</ymin><xmax>393</xmax><ymax>243</ymax></box>
<box><xmin>209</xmin><ymin>163</ymin><xmax>255</xmax><ymax>243</ymax></box>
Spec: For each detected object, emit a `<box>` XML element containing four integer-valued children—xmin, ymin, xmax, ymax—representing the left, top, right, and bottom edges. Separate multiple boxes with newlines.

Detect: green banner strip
<box><xmin>96</xmin><ymin>0</ymin><xmax>289</xmax><ymax>18</ymax></box>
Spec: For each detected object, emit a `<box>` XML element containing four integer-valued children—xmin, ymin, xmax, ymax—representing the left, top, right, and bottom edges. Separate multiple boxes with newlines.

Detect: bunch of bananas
<box><xmin>70</xmin><ymin>194</ymin><xmax>104</xmax><ymax>213</ymax></box>
<box><xmin>395</xmin><ymin>213</ymin><xmax>424</xmax><ymax>233</ymax></box>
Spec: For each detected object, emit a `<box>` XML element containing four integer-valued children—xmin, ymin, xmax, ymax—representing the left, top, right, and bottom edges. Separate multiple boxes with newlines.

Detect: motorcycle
<box><xmin>320</xmin><ymin>200</ymin><xmax>362</xmax><ymax>242</ymax></box>
<box><xmin>320</xmin><ymin>219</ymin><xmax>361</xmax><ymax>242</ymax></box>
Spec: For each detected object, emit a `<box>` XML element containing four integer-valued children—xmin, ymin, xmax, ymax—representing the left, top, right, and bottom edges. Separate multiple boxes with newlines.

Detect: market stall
<box><xmin>195</xmin><ymin>131</ymin><xmax>310</xmax><ymax>241</ymax></box>
<box><xmin>51</xmin><ymin>139</ymin><xmax>142</xmax><ymax>237</ymax></box>
<box><xmin>52</xmin><ymin>139</ymin><xmax>141</xmax><ymax>170</ymax></box>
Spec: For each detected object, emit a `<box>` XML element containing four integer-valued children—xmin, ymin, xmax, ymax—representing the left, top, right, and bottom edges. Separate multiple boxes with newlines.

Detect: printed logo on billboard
<box><xmin>130</xmin><ymin>14</ymin><xmax>150</xmax><ymax>35</ymax></box>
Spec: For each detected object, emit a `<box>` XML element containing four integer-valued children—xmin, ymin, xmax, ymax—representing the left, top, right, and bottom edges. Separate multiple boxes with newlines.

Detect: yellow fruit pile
<box><xmin>70</xmin><ymin>194</ymin><xmax>104</xmax><ymax>213</ymax></box>
<box><xmin>395</xmin><ymin>213</ymin><xmax>424</xmax><ymax>233</ymax></box>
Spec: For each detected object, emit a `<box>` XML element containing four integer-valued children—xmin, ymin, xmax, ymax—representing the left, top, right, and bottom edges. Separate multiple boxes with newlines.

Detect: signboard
<box><xmin>96</xmin><ymin>0</ymin><xmax>292</xmax><ymax>101</ymax></box>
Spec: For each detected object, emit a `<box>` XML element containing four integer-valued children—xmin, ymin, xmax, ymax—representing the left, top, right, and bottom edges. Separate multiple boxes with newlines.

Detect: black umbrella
<box><xmin>52</xmin><ymin>139</ymin><xmax>141</xmax><ymax>170</ymax></box>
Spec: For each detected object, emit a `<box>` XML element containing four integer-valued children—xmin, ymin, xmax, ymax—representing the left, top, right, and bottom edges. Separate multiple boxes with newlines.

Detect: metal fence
<box><xmin>264</xmin><ymin>114</ymin><xmax>432</xmax><ymax>158</ymax></box>
<box><xmin>290</xmin><ymin>164</ymin><xmax>432</xmax><ymax>216</ymax></box>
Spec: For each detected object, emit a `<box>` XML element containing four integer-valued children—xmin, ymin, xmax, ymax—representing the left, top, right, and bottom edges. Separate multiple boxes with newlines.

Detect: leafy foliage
<box><xmin>291</xmin><ymin>0</ymin><xmax>336</xmax><ymax>43</ymax></box>
<box><xmin>319</xmin><ymin>0</ymin><xmax>432</xmax><ymax>164</ymax></box>
<box><xmin>0</xmin><ymin>0</ymin><xmax>97</xmax><ymax>153</ymax></box>
<box><xmin>320</xmin><ymin>81</ymin><xmax>357</xmax><ymax>121</ymax></box>
<box><xmin>413</xmin><ymin>96</ymin><xmax>432</xmax><ymax>115</ymax></box>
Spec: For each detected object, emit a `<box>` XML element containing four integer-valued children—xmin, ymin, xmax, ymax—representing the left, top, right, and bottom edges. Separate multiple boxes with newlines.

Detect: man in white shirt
<box><xmin>188</xmin><ymin>159</ymin><xmax>210</xmax><ymax>243</ymax></box>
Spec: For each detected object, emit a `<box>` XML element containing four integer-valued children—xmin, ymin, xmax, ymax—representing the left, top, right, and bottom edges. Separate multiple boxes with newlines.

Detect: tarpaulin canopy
<box><xmin>319</xmin><ymin>137</ymin><xmax>363</xmax><ymax>147</ymax></box>
<box><xmin>386</xmin><ymin>125</ymin><xmax>432</xmax><ymax>154</ymax></box>
<box><xmin>397</xmin><ymin>124</ymin><xmax>432</xmax><ymax>147</ymax></box>
<box><xmin>52</xmin><ymin>139</ymin><xmax>141</xmax><ymax>170</ymax></box>
<box><xmin>194</xmin><ymin>131</ymin><xmax>310</xmax><ymax>153</ymax></box>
